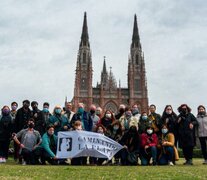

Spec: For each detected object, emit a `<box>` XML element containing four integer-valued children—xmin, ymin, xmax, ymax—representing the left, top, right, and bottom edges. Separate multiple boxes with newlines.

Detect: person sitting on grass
<box><xmin>13</xmin><ymin>118</ymin><xmax>42</xmax><ymax>165</ymax></box>
<box><xmin>120</xmin><ymin>125</ymin><xmax>140</xmax><ymax>165</ymax></box>
<box><xmin>157</xmin><ymin>124</ymin><xmax>179</xmax><ymax>166</ymax></box>
<box><xmin>105</xmin><ymin>120</ymin><xmax>123</xmax><ymax>165</ymax></box>
<box><xmin>40</xmin><ymin>125</ymin><xmax>58</xmax><ymax>165</ymax></box>
<box><xmin>140</xmin><ymin>126</ymin><xmax>158</xmax><ymax>165</ymax></box>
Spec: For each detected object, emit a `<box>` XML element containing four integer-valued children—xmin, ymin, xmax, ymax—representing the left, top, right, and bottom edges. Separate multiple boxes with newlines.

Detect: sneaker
<box><xmin>184</xmin><ymin>160</ymin><xmax>193</xmax><ymax>165</ymax></box>
<box><xmin>168</xmin><ymin>161</ymin><xmax>174</xmax><ymax>166</ymax></box>
<box><xmin>203</xmin><ymin>160</ymin><xmax>207</xmax><ymax>164</ymax></box>
<box><xmin>22</xmin><ymin>161</ymin><xmax>26</xmax><ymax>166</ymax></box>
<box><xmin>152</xmin><ymin>161</ymin><xmax>157</xmax><ymax>166</ymax></box>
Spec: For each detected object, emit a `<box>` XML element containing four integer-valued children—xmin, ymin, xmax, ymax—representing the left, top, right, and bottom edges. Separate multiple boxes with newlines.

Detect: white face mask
<box><xmin>105</xmin><ymin>114</ymin><xmax>111</xmax><ymax>119</ymax></box>
<box><xmin>162</xmin><ymin>128</ymin><xmax>168</xmax><ymax>134</ymax></box>
<box><xmin>147</xmin><ymin>129</ymin><xmax>153</xmax><ymax>134</ymax></box>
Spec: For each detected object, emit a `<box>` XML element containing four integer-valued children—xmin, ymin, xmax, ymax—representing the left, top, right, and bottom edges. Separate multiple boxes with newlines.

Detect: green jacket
<box><xmin>41</xmin><ymin>132</ymin><xmax>57</xmax><ymax>158</ymax></box>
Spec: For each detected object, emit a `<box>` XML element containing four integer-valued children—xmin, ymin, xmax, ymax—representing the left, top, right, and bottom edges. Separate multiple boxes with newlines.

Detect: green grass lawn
<box><xmin>0</xmin><ymin>158</ymin><xmax>206</xmax><ymax>180</ymax></box>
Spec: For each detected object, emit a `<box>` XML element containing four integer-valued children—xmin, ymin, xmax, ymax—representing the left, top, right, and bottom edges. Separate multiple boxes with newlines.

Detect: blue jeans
<box><xmin>158</xmin><ymin>146</ymin><xmax>174</xmax><ymax>165</ymax></box>
<box><xmin>140</xmin><ymin>146</ymin><xmax>157</xmax><ymax>165</ymax></box>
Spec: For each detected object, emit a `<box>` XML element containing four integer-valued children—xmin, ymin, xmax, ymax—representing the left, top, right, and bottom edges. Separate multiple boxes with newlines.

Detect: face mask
<box><xmin>142</xmin><ymin>116</ymin><xmax>148</xmax><ymax>120</ymax></box>
<box><xmin>181</xmin><ymin>109</ymin><xmax>187</xmax><ymax>114</ymax></box>
<box><xmin>132</xmin><ymin>108</ymin><xmax>139</xmax><ymax>115</ymax></box>
<box><xmin>113</xmin><ymin>126</ymin><xmax>119</xmax><ymax>131</ymax></box>
<box><xmin>125</xmin><ymin>112</ymin><xmax>132</xmax><ymax>119</ymax></box>
<box><xmin>2</xmin><ymin>109</ymin><xmax>10</xmax><ymax>115</ymax></box>
<box><xmin>55</xmin><ymin>109</ymin><xmax>61</xmax><ymax>114</ymax></box>
<box><xmin>78</xmin><ymin>108</ymin><xmax>84</xmax><ymax>114</ymax></box>
<box><xmin>96</xmin><ymin>111</ymin><xmax>100</xmax><ymax>115</ymax></box>
<box><xmin>23</xmin><ymin>104</ymin><xmax>29</xmax><ymax>109</ymax></box>
<box><xmin>11</xmin><ymin>105</ymin><xmax>17</xmax><ymax>111</ymax></box>
<box><xmin>166</xmin><ymin>111</ymin><xmax>172</xmax><ymax>115</ymax></box>
<box><xmin>199</xmin><ymin>111</ymin><xmax>206</xmax><ymax>116</ymax></box>
<box><xmin>147</xmin><ymin>129</ymin><xmax>153</xmax><ymax>134</ymax></box>
<box><xmin>48</xmin><ymin>131</ymin><xmax>54</xmax><ymax>136</ymax></box>
<box><xmin>119</xmin><ymin>108</ymin><xmax>125</xmax><ymax>114</ymax></box>
<box><xmin>90</xmin><ymin>110</ymin><xmax>95</xmax><ymax>114</ymax></box>
<box><xmin>162</xmin><ymin>128</ymin><xmax>168</xmax><ymax>134</ymax></box>
<box><xmin>105</xmin><ymin>114</ymin><xmax>111</xmax><ymax>119</ymax></box>
<box><xmin>28</xmin><ymin>123</ymin><xmax>34</xmax><ymax>128</ymax></box>
<box><xmin>43</xmin><ymin>108</ymin><xmax>49</xmax><ymax>113</ymax></box>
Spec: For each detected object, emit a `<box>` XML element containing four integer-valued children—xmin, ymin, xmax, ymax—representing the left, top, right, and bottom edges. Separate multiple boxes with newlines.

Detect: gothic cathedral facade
<box><xmin>72</xmin><ymin>12</ymin><xmax>148</xmax><ymax>113</ymax></box>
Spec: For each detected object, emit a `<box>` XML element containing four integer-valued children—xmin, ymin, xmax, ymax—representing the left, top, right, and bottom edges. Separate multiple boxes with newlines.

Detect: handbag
<box><xmin>127</xmin><ymin>152</ymin><xmax>138</xmax><ymax>165</ymax></box>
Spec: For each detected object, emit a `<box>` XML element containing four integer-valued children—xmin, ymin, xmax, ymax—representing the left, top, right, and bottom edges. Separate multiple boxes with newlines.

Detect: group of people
<box><xmin>0</xmin><ymin>100</ymin><xmax>207</xmax><ymax>166</ymax></box>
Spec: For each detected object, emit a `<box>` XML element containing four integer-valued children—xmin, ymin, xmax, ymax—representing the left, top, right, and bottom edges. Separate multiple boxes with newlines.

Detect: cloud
<box><xmin>0</xmin><ymin>0</ymin><xmax>206</xmax><ymax>114</ymax></box>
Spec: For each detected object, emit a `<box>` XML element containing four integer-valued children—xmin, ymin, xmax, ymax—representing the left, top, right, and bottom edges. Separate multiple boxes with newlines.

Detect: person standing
<box><xmin>14</xmin><ymin>100</ymin><xmax>32</xmax><ymax>132</ymax></box>
<box><xmin>89</xmin><ymin>104</ymin><xmax>100</xmax><ymax>132</ymax></box>
<box><xmin>131</xmin><ymin>104</ymin><xmax>141</xmax><ymax>123</ymax></box>
<box><xmin>10</xmin><ymin>102</ymin><xmax>18</xmax><ymax>123</ymax></box>
<box><xmin>115</xmin><ymin>104</ymin><xmax>126</xmax><ymax>120</ymax></box>
<box><xmin>35</xmin><ymin>102</ymin><xmax>51</xmax><ymax>136</ymax></box>
<box><xmin>48</xmin><ymin>106</ymin><xmax>70</xmax><ymax>135</ymax></box>
<box><xmin>148</xmin><ymin>104</ymin><xmax>161</xmax><ymax>135</ymax></box>
<box><xmin>196</xmin><ymin>105</ymin><xmax>207</xmax><ymax>164</ymax></box>
<box><xmin>0</xmin><ymin>106</ymin><xmax>13</xmax><ymax>163</ymax></box>
<box><xmin>177</xmin><ymin>104</ymin><xmax>198</xmax><ymax>165</ymax></box>
<box><xmin>70</xmin><ymin>103</ymin><xmax>92</xmax><ymax>132</ymax></box>
<box><xmin>64</xmin><ymin>102</ymin><xmax>75</xmax><ymax>123</ymax></box>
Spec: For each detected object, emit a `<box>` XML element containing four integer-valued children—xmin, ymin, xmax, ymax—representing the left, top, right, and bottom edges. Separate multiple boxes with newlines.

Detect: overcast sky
<box><xmin>0</xmin><ymin>0</ymin><xmax>206</xmax><ymax>114</ymax></box>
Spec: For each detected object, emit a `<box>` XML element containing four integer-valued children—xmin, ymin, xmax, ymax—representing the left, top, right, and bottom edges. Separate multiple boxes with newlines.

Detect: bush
<box><xmin>178</xmin><ymin>148</ymin><xmax>203</xmax><ymax>158</ymax></box>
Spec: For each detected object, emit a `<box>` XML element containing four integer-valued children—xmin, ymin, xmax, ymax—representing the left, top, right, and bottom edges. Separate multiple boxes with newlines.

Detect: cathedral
<box><xmin>72</xmin><ymin>12</ymin><xmax>148</xmax><ymax>113</ymax></box>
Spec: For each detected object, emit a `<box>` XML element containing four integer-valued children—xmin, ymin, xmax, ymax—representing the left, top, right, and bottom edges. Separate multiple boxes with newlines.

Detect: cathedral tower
<box><xmin>73</xmin><ymin>12</ymin><xmax>93</xmax><ymax>110</ymax></box>
<box><xmin>128</xmin><ymin>14</ymin><xmax>148</xmax><ymax>112</ymax></box>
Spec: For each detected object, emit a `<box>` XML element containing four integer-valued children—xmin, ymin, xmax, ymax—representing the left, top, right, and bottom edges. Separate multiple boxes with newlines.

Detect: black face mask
<box><xmin>23</xmin><ymin>104</ymin><xmax>29</xmax><ymax>109</ymax></box>
<box><xmin>199</xmin><ymin>112</ymin><xmax>206</xmax><ymax>116</ymax></box>
<box><xmin>28</xmin><ymin>123</ymin><xmax>34</xmax><ymax>128</ymax></box>
<box><xmin>181</xmin><ymin>109</ymin><xmax>187</xmax><ymax>115</ymax></box>
<box><xmin>90</xmin><ymin>110</ymin><xmax>95</xmax><ymax>114</ymax></box>
<box><xmin>119</xmin><ymin>108</ymin><xmax>125</xmax><ymax>114</ymax></box>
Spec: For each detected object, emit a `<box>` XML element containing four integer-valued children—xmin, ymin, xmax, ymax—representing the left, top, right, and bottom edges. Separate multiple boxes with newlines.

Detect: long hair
<box><xmin>177</xmin><ymin>104</ymin><xmax>191</xmax><ymax>113</ymax></box>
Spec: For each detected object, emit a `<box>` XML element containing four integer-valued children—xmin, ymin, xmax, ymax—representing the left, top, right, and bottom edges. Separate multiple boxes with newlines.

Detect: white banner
<box><xmin>56</xmin><ymin>131</ymin><xmax>123</xmax><ymax>160</ymax></box>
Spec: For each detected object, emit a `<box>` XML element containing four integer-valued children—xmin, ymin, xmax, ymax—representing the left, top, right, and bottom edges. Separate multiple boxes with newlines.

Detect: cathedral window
<box><xmin>83</xmin><ymin>52</ymin><xmax>86</xmax><ymax>64</ymax></box>
<box><xmin>135</xmin><ymin>54</ymin><xmax>139</xmax><ymax>65</ymax></box>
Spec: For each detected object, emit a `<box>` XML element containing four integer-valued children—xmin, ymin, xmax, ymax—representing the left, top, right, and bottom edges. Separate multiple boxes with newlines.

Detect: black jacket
<box><xmin>14</xmin><ymin>107</ymin><xmax>32</xmax><ymax>132</ymax></box>
<box><xmin>176</xmin><ymin>113</ymin><xmax>198</xmax><ymax>147</ymax></box>
<box><xmin>0</xmin><ymin>115</ymin><xmax>13</xmax><ymax>141</ymax></box>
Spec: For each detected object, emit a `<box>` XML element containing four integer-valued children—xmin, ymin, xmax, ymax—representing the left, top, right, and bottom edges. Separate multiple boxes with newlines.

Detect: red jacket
<box><xmin>140</xmin><ymin>133</ymin><xmax>158</xmax><ymax>148</ymax></box>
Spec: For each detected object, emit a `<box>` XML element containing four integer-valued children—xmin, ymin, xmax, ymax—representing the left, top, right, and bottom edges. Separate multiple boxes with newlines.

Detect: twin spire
<box><xmin>80</xmin><ymin>12</ymin><xmax>89</xmax><ymax>47</ymax></box>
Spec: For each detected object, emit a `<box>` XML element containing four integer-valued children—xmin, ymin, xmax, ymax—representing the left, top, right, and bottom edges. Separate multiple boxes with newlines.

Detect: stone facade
<box><xmin>72</xmin><ymin>12</ymin><xmax>148</xmax><ymax>113</ymax></box>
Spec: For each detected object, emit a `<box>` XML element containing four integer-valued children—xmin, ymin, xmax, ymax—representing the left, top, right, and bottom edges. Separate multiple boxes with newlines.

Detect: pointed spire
<box><xmin>102</xmin><ymin>56</ymin><xmax>107</xmax><ymax>74</ymax></box>
<box><xmin>80</xmin><ymin>12</ymin><xmax>89</xmax><ymax>46</ymax></box>
<box><xmin>132</xmin><ymin>14</ymin><xmax>141</xmax><ymax>48</ymax></box>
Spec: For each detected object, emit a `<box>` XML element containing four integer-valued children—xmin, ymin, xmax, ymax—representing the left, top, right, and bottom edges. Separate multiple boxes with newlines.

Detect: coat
<box><xmin>40</xmin><ymin>132</ymin><xmax>57</xmax><ymax>158</ymax></box>
<box><xmin>157</xmin><ymin>133</ymin><xmax>179</xmax><ymax>161</ymax></box>
<box><xmin>14</xmin><ymin>107</ymin><xmax>32</xmax><ymax>132</ymax></box>
<box><xmin>176</xmin><ymin>113</ymin><xmax>198</xmax><ymax>147</ymax></box>
<box><xmin>196</xmin><ymin>115</ymin><xmax>207</xmax><ymax>137</ymax></box>
<box><xmin>0</xmin><ymin>115</ymin><xmax>13</xmax><ymax>141</ymax></box>
<box><xmin>48</xmin><ymin>114</ymin><xmax>70</xmax><ymax>135</ymax></box>
<box><xmin>140</xmin><ymin>133</ymin><xmax>158</xmax><ymax>148</ymax></box>
<box><xmin>70</xmin><ymin>111</ymin><xmax>93</xmax><ymax>131</ymax></box>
